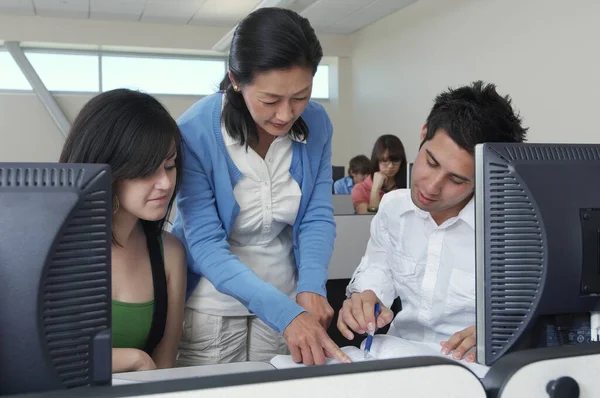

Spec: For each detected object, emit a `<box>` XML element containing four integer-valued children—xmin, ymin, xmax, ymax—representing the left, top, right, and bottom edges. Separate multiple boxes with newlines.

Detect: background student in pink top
<box><xmin>352</xmin><ymin>134</ymin><xmax>407</xmax><ymax>214</ymax></box>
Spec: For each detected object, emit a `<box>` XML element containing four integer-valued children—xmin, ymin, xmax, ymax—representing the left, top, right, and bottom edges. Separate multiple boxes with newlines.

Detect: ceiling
<box><xmin>0</xmin><ymin>0</ymin><xmax>417</xmax><ymax>35</ymax></box>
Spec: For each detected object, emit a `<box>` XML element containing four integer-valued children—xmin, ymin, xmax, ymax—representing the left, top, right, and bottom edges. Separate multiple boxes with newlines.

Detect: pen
<box><xmin>364</xmin><ymin>302</ymin><xmax>381</xmax><ymax>359</ymax></box>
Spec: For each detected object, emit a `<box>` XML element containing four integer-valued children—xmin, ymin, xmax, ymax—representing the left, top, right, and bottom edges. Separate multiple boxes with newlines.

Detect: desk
<box><xmin>112</xmin><ymin>362</ymin><xmax>275</xmax><ymax>385</ymax></box>
<box><xmin>108</xmin><ymin>359</ymin><xmax>485</xmax><ymax>397</ymax></box>
<box><xmin>14</xmin><ymin>350</ymin><xmax>600</xmax><ymax>398</ymax></box>
<box><xmin>332</xmin><ymin>195</ymin><xmax>355</xmax><ymax>215</ymax></box>
<box><xmin>51</xmin><ymin>357</ymin><xmax>487</xmax><ymax>398</ymax></box>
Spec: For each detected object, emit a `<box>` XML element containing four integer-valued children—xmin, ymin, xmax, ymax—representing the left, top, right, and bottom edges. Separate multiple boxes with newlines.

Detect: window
<box><xmin>25</xmin><ymin>52</ymin><xmax>99</xmax><ymax>92</ymax></box>
<box><xmin>101</xmin><ymin>56</ymin><xmax>225</xmax><ymax>96</ymax></box>
<box><xmin>0</xmin><ymin>47</ymin><xmax>332</xmax><ymax>98</ymax></box>
<box><xmin>312</xmin><ymin>65</ymin><xmax>329</xmax><ymax>99</ymax></box>
<box><xmin>0</xmin><ymin>51</ymin><xmax>32</xmax><ymax>90</ymax></box>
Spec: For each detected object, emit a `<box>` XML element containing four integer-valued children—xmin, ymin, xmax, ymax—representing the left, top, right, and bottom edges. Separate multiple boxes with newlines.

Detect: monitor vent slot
<box><xmin>497</xmin><ymin>145</ymin><xmax>600</xmax><ymax>161</ymax></box>
<box><xmin>42</xmin><ymin>189</ymin><xmax>110</xmax><ymax>389</ymax></box>
<box><xmin>0</xmin><ymin>167</ymin><xmax>85</xmax><ymax>188</ymax></box>
<box><xmin>487</xmin><ymin>162</ymin><xmax>544</xmax><ymax>361</ymax></box>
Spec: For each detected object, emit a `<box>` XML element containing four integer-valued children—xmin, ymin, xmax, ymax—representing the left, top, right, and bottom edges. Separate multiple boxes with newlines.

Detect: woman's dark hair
<box><xmin>219</xmin><ymin>7</ymin><xmax>323</xmax><ymax>148</ymax></box>
<box><xmin>59</xmin><ymin>89</ymin><xmax>182</xmax><ymax>241</ymax></box>
<box><xmin>370</xmin><ymin>134</ymin><xmax>407</xmax><ymax>189</ymax></box>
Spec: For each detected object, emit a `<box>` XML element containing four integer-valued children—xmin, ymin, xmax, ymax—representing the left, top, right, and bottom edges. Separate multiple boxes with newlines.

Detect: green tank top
<box><xmin>112</xmin><ymin>299</ymin><xmax>155</xmax><ymax>350</ymax></box>
<box><xmin>112</xmin><ymin>236</ymin><xmax>164</xmax><ymax>350</ymax></box>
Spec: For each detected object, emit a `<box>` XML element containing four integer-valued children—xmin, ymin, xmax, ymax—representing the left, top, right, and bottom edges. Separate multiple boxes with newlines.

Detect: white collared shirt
<box><xmin>347</xmin><ymin>189</ymin><xmax>475</xmax><ymax>343</ymax></box>
<box><xmin>187</xmin><ymin>124</ymin><xmax>303</xmax><ymax>316</ymax></box>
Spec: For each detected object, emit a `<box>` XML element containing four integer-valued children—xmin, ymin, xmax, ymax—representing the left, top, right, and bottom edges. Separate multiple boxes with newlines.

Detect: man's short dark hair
<box><xmin>422</xmin><ymin>80</ymin><xmax>528</xmax><ymax>153</ymax></box>
<box><xmin>348</xmin><ymin>155</ymin><xmax>370</xmax><ymax>175</ymax></box>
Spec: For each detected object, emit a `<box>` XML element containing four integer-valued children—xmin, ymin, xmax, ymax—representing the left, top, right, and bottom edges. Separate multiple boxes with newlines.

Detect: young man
<box><xmin>337</xmin><ymin>81</ymin><xmax>528</xmax><ymax>362</ymax></box>
<box><xmin>334</xmin><ymin>155</ymin><xmax>371</xmax><ymax>195</ymax></box>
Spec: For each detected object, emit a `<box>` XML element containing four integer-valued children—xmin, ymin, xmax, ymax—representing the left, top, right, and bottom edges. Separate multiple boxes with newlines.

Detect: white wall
<box><xmin>0</xmin><ymin>93</ymin><xmax>345</xmax><ymax>163</ymax></box>
<box><xmin>0</xmin><ymin>15</ymin><xmax>355</xmax><ymax>165</ymax></box>
<box><xmin>327</xmin><ymin>56</ymin><xmax>360</xmax><ymax>166</ymax></box>
<box><xmin>0</xmin><ymin>93</ymin><xmax>200</xmax><ymax>162</ymax></box>
<box><xmin>350</xmin><ymin>0</ymin><xmax>600</xmax><ymax>162</ymax></box>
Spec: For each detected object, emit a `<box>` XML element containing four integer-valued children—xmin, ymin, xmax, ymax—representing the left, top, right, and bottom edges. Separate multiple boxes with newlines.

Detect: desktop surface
<box><xmin>9</xmin><ymin>357</ymin><xmax>487</xmax><ymax>398</ymax></box>
<box><xmin>113</xmin><ymin>362</ymin><xmax>275</xmax><ymax>384</ymax></box>
<box><xmin>332</xmin><ymin>194</ymin><xmax>355</xmax><ymax>215</ymax></box>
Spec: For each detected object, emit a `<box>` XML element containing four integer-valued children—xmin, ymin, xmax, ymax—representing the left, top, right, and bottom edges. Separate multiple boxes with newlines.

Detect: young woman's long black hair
<box><xmin>59</xmin><ymin>89</ymin><xmax>182</xmax><ymax>240</ymax></box>
<box><xmin>220</xmin><ymin>7</ymin><xmax>323</xmax><ymax>148</ymax></box>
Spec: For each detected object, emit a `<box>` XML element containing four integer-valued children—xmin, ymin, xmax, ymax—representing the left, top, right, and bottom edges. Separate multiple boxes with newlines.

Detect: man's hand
<box><xmin>297</xmin><ymin>292</ymin><xmax>334</xmax><ymax>329</ymax></box>
<box><xmin>440</xmin><ymin>325</ymin><xmax>476</xmax><ymax>362</ymax></box>
<box><xmin>337</xmin><ymin>290</ymin><xmax>394</xmax><ymax>340</ymax></box>
<box><xmin>284</xmin><ymin>312</ymin><xmax>352</xmax><ymax>366</ymax></box>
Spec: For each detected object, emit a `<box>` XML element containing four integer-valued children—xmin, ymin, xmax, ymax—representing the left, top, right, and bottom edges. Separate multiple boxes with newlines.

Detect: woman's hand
<box><xmin>283</xmin><ymin>312</ymin><xmax>351</xmax><ymax>366</ymax></box>
<box><xmin>372</xmin><ymin>171</ymin><xmax>387</xmax><ymax>190</ymax></box>
<box><xmin>297</xmin><ymin>292</ymin><xmax>334</xmax><ymax>329</ymax></box>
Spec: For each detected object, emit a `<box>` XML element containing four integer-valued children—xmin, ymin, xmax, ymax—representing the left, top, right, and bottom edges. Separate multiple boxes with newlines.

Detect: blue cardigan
<box><xmin>171</xmin><ymin>92</ymin><xmax>336</xmax><ymax>333</ymax></box>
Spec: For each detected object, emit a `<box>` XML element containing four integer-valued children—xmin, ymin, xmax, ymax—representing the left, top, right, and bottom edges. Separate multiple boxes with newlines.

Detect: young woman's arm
<box><xmin>352</xmin><ymin>181</ymin><xmax>373</xmax><ymax>214</ymax></box>
<box><xmin>112</xmin><ymin>348</ymin><xmax>156</xmax><ymax>373</ymax></box>
<box><xmin>368</xmin><ymin>172</ymin><xmax>386</xmax><ymax>211</ymax></box>
<box><xmin>151</xmin><ymin>232</ymin><xmax>187</xmax><ymax>368</ymax></box>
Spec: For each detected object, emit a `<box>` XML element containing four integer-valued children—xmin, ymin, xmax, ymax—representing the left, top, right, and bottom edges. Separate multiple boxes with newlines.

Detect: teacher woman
<box><xmin>171</xmin><ymin>7</ymin><xmax>350</xmax><ymax>367</ymax></box>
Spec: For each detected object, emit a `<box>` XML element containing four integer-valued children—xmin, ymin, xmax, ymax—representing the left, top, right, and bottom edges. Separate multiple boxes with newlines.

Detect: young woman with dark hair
<box><xmin>352</xmin><ymin>134</ymin><xmax>407</xmax><ymax>214</ymax></box>
<box><xmin>60</xmin><ymin>89</ymin><xmax>186</xmax><ymax>373</ymax></box>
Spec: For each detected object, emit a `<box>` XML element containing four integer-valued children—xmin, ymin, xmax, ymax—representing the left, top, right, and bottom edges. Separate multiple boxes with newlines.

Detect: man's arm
<box><xmin>346</xmin><ymin>195</ymin><xmax>397</xmax><ymax>306</ymax></box>
<box><xmin>338</xmin><ymin>195</ymin><xmax>397</xmax><ymax>339</ymax></box>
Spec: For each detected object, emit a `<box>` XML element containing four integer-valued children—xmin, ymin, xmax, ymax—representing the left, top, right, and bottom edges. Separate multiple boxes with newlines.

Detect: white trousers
<box><xmin>176</xmin><ymin>308</ymin><xmax>290</xmax><ymax>366</ymax></box>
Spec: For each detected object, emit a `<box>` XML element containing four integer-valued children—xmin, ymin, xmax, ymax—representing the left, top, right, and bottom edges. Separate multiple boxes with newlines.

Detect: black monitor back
<box><xmin>0</xmin><ymin>163</ymin><xmax>112</xmax><ymax>395</ymax></box>
<box><xmin>475</xmin><ymin>143</ymin><xmax>600</xmax><ymax>365</ymax></box>
<box><xmin>332</xmin><ymin>165</ymin><xmax>345</xmax><ymax>181</ymax></box>
<box><xmin>331</xmin><ymin>166</ymin><xmax>345</xmax><ymax>193</ymax></box>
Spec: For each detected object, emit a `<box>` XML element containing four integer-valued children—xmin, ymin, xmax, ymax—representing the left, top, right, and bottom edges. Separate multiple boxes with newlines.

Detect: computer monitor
<box><xmin>332</xmin><ymin>165</ymin><xmax>345</xmax><ymax>193</ymax></box>
<box><xmin>475</xmin><ymin>143</ymin><xmax>600</xmax><ymax>366</ymax></box>
<box><xmin>0</xmin><ymin>163</ymin><xmax>112</xmax><ymax>395</ymax></box>
<box><xmin>406</xmin><ymin>162</ymin><xmax>413</xmax><ymax>187</ymax></box>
